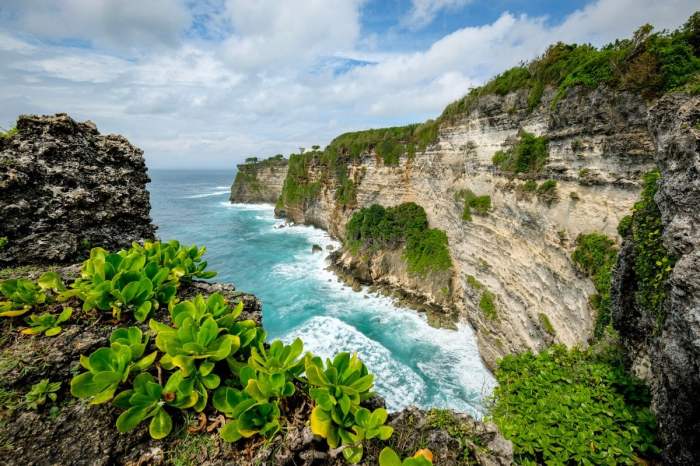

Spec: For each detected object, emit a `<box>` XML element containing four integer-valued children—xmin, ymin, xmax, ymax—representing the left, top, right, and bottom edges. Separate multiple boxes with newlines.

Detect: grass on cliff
<box><xmin>0</xmin><ymin>127</ymin><xmax>18</xmax><ymax>140</ymax></box>
<box><xmin>345</xmin><ymin>202</ymin><xmax>452</xmax><ymax>275</ymax></box>
<box><xmin>491</xmin><ymin>343</ymin><xmax>659</xmax><ymax>465</ymax></box>
<box><xmin>455</xmin><ymin>190</ymin><xmax>491</xmax><ymax>221</ymax></box>
<box><xmin>492</xmin><ymin>130</ymin><xmax>549</xmax><ymax>174</ymax></box>
<box><xmin>572</xmin><ymin>232</ymin><xmax>618</xmax><ymax>338</ymax></box>
<box><xmin>441</xmin><ymin>12</ymin><xmax>700</xmax><ymax>118</ymax></box>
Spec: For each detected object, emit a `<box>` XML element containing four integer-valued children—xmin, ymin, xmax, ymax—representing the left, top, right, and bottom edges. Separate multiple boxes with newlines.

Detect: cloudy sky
<box><xmin>0</xmin><ymin>1</ymin><xmax>697</xmax><ymax>169</ymax></box>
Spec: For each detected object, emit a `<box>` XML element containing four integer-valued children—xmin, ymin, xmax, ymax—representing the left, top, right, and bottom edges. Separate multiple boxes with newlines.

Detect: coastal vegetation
<box><xmin>572</xmin><ymin>232</ymin><xmax>618</xmax><ymax>338</ymax></box>
<box><xmin>0</xmin><ymin>240</ymin><xmax>395</xmax><ymax>464</ymax></box>
<box><xmin>441</xmin><ymin>13</ymin><xmax>700</xmax><ymax>119</ymax></box>
<box><xmin>491</xmin><ymin>344</ymin><xmax>659</xmax><ymax>465</ymax></box>
<box><xmin>492</xmin><ymin>130</ymin><xmax>549</xmax><ymax>174</ymax></box>
<box><xmin>455</xmin><ymin>189</ymin><xmax>491</xmax><ymax>221</ymax></box>
<box><xmin>345</xmin><ymin>202</ymin><xmax>452</xmax><ymax>275</ymax></box>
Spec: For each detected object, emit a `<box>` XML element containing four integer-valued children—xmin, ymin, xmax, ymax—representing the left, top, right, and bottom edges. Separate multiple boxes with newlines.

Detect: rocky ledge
<box><xmin>0</xmin><ymin>114</ymin><xmax>155</xmax><ymax>265</ymax></box>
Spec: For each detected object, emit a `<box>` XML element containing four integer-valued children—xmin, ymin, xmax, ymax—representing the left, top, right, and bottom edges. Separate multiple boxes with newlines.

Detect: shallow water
<box><xmin>149</xmin><ymin>169</ymin><xmax>495</xmax><ymax>416</ymax></box>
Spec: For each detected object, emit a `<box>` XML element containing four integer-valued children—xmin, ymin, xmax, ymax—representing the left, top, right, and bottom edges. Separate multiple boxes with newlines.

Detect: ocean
<box><xmin>148</xmin><ymin>169</ymin><xmax>494</xmax><ymax>416</ymax></box>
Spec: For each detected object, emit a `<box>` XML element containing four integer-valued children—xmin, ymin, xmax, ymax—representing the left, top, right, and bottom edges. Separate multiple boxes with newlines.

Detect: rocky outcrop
<box><xmin>272</xmin><ymin>85</ymin><xmax>656</xmax><ymax>369</ymax></box>
<box><xmin>612</xmin><ymin>93</ymin><xmax>700</xmax><ymax>465</ymax></box>
<box><xmin>230</xmin><ymin>157</ymin><xmax>288</xmax><ymax>203</ymax></box>
<box><xmin>0</xmin><ymin>113</ymin><xmax>155</xmax><ymax>265</ymax></box>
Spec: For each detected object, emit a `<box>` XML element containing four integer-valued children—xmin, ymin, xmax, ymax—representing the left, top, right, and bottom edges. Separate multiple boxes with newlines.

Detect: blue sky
<box><xmin>0</xmin><ymin>0</ymin><xmax>696</xmax><ymax>168</ymax></box>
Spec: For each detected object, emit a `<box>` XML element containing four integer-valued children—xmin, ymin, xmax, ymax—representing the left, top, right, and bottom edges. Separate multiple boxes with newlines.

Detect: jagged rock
<box><xmin>0</xmin><ymin>113</ymin><xmax>155</xmax><ymax>265</ymax></box>
<box><xmin>311</xmin><ymin>244</ymin><xmax>323</xmax><ymax>253</ymax></box>
<box><xmin>611</xmin><ymin>93</ymin><xmax>700</xmax><ymax>465</ymax></box>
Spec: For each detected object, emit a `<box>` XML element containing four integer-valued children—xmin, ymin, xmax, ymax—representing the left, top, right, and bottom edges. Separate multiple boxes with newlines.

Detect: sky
<box><xmin>0</xmin><ymin>1</ymin><xmax>697</xmax><ymax>169</ymax></box>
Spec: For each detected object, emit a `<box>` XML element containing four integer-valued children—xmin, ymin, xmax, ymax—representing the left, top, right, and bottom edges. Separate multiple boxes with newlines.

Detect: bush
<box><xmin>0</xmin><ymin>127</ymin><xmax>18</xmax><ymax>140</ymax></box>
<box><xmin>492</xmin><ymin>131</ymin><xmax>548</xmax><ymax>174</ymax></box>
<box><xmin>456</xmin><ymin>190</ymin><xmax>491</xmax><ymax>221</ymax></box>
<box><xmin>537</xmin><ymin>313</ymin><xmax>555</xmax><ymax>336</ymax></box>
<box><xmin>440</xmin><ymin>13</ymin><xmax>700</xmax><ymax>118</ymax></box>
<box><xmin>479</xmin><ymin>291</ymin><xmax>497</xmax><ymax>320</ymax></box>
<box><xmin>491</xmin><ymin>345</ymin><xmax>659</xmax><ymax>465</ymax></box>
<box><xmin>345</xmin><ymin>203</ymin><xmax>452</xmax><ymax>275</ymax></box>
<box><xmin>572</xmin><ymin>233</ymin><xmax>618</xmax><ymax>337</ymax></box>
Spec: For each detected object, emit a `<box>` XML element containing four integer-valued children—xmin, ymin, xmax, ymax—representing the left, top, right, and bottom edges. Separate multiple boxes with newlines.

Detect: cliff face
<box><xmin>612</xmin><ymin>93</ymin><xmax>700</xmax><ymax>465</ymax></box>
<box><xmin>0</xmin><ymin>113</ymin><xmax>155</xmax><ymax>265</ymax></box>
<box><xmin>230</xmin><ymin>158</ymin><xmax>288</xmax><ymax>203</ymax></box>
<box><xmin>274</xmin><ymin>86</ymin><xmax>656</xmax><ymax>369</ymax></box>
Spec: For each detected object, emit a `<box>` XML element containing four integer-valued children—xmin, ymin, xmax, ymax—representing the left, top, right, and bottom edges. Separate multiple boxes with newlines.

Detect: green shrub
<box><xmin>345</xmin><ymin>203</ymin><xmax>452</xmax><ymax>275</ymax></box>
<box><xmin>25</xmin><ymin>379</ymin><xmax>61</xmax><ymax>410</ymax></box>
<box><xmin>0</xmin><ymin>127</ymin><xmax>18</xmax><ymax>140</ymax></box>
<box><xmin>492</xmin><ymin>131</ymin><xmax>548</xmax><ymax>173</ymax></box>
<box><xmin>379</xmin><ymin>447</ymin><xmax>433</xmax><ymax>466</ymax></box>
<box><xmin>617</xmin><ymin>215</ymin><xmax>633</xmax><ymax>237</ymax></box>
<box><xmin>536</xmin><ymin>179</ymin><xmax>558</xmax><ymax>203</ymax></box>
<box><xmin>537</xmin><ymin>312</ymin><xmax>555</xmax><ymax>336</ymax></box>
<box><xmin>0</xmin><ymin>272</ymin><xmax>65</xmax><ymax>318</ymax></box>
<box><xmin>629</xmin><ymin>170</ymin><xmax>676</xmax><ymax>326</ymax></box>
<box><xmin>479</xmin><ymin>291</ymin><xmax>497</xmax><ymax>320</ymax></box>
<box><xmin>572</xmin><ymin>233</ymin><xmax>618</xmax><ymax>337</ymax></box>
<box><xmin>21</xmin><ymin>306</ymin><xmax>72</xmax><ymax>336</ymax></box>
<box><xmin>491</xmin><ymin>345</ymin><xmax>659</xmax><ymax>465</ymax></box>
<box><xmin>0</xmin><ymin>237</ymin><xmax>7</xmax><ymax>249</ymax></box>
<box><xmin>440</xmin><ymin>13</ymin><xmax>700</xmax><ymax>118</ymax></box>
<box><xmin>457</xmin><ymin>190</ymin><xmax>492</xmax><ymax>221</ymax></box>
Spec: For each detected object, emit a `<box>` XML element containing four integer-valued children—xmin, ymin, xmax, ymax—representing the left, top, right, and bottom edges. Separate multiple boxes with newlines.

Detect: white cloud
<box><xmin>3</xmin><ymin>0</ymin><xmax>191</xmax><ymax>50</ymax></box>
<box><xmin>402</xmin><ymin>0</ymin><xmax>472</xmax><ymax>30</ymax></box>
<box><xmin>0</xmin><ymin>0</ymin><xmax>698</xmax><ymax>169</ymax></box>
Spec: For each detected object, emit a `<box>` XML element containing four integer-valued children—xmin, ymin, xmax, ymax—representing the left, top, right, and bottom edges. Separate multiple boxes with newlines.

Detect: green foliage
<box><xmin>466</xmin><ymin>275</ymin><xmax>484</xmax><ymax>291</ymax></box>
<box><xmin>491</xmin><ymin>345</ymin><xmax>659</xmax><ymax>465</ymax></box>
<box><xmin>521</xmin><ymin>180</ymin><xmax>538</xmax><ymax>193</ymax></box>
<box><xmin>0</xmin><ymin>272</ymin><xmax>65</xmax><ymax>317</ymax></box>
<box><xmin>70</xmin><ymin>327</ymin><xmax>157</xmax><ymax>404</ymax></box>
<box><xmin>0</xmin><ymin>127</ymin><xmax>18</xmax><ymax>140</ymax></box>
<box><xmin>21</xmin><ymin>306</ymin><xmax>72</xmax><ymax>336</ymax></box>
<box><xmin>278</xmin><ymin>151</ymin><xmax>322</xmax><ymax>207</ymax></box>
<box><xmin>306</xmin><ymin>352</ymin><xmax>392</xmax><ymax>463</ymax></box>
<box><xmin>537</xmin><ymin>313</ymin><xmax>555</xmax><ymax>336</ymax></box>
<box><xmin>536</xmin><ymin>179</ymin><xmax>558</xmax><ymax>204</ymax></box>
<box><xmin>492</xmin><ymin>131</ymin><xmax>549</xmax><ymax>174</ymax></box>
<box><xmin>114</xmin><ymin>373</ymin><xmax>172</xmax><ymax>439</ymax></box>
<box><xmin>441</xmin><ymin>14</ymin><xmax>700</xmax><ymax>119</ymax></box>
<box><xmin>66</xmin><ymin>240</ymin><xmax>214</xmax><ymax>321</ymax></box>
<box><xmin>456</xmin><ymin>190</ymin><xmax>491</xmax><ymax>221</ymax></box>
<box><xmin>629</xmin><ymin>170</ymin><xmax>676</xmax><ymax>326</ymax></box>
<box><xmin>345</xmin><ymin>203</ymin><xmax>452</xmax><ymax>275</ymax></box>
<box><xmin>25</xmin><ymin>379</ymin><xmax>61</xmax><ymax>410</ymax></box>
<box><xmin>479</xmin><ymin>291</ymin><xmax>497</xmax><ymax>320</ymax></box>
<box><xmin>0</xmin><ymin>237</ymin><xmax>7</xmax><ymax>249</ymax></box>
<box><xmin>572</xmin><ymin>233</ymin><xmax>618</xmax><ymax>338</ymax></box>
<box><xmin>379</xmin><ymin>447</ymin><xmax>433</xmax><ymax>466</ymax></box>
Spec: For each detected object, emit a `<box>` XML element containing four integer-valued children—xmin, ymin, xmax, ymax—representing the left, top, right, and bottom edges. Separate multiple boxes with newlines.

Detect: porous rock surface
<box><xmin>612</xmin><ymin>93</ymin><xmax>700</xmax><ymax>465</ymax></box>
<box><xmin>0</xmin><ymin>113</ymin><xmax>155</xmax><ymax>265</ymax></box>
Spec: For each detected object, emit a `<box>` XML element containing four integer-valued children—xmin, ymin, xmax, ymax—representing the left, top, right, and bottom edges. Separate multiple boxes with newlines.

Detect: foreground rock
<box><xmin>0</xmin><ymin>268</ymin><xmax>511</xmax><ymax>466</ymax></box>
<box><xmin>0</xmin><ymin>114</ymin><xmax>155</xmax><ymax>265</ymax></box>
<box><xmin>612</xmin><ymin>93</ymin><xmax>700</xmax><ymax>464</ymax></box>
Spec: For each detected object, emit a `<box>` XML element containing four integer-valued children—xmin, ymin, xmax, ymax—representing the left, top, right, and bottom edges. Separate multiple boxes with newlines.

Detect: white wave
<box><xmin>221</xmin><ymin>202</ymin><xmax>275</xmax><ymax>211</ymax></box>
<box><xmin>281</xmin><ymin>316</ymin><xmax>425</xmax><ymax>411</ymax></box>
<box><xmin>214</xmin><ymin>186</ymin><xmax>230</xmax><ymax>189</ymax></box>
<box><xmin>184</xmin><ymin>190</ymin><xmax>230</xmax><ymax>199</ymax></box>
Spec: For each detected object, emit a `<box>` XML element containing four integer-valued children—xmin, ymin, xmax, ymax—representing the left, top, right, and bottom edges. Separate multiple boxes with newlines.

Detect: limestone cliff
<box><xmin>0</xmin><ymin>113</ymin><xmax>155</xmax><ymax>265</ymax></box>
<box><xmin>612</xmin><ymin>93</ymin><xmax>700</xmax><ymax>465</ymax></box>
<box><xmin>271</xmin><ymin>85</ymin><xmax>656</xmax><ymax>369</ymax></box>
<box><xmin>230</xmin><ymin>156</ymin><xmax>288</xmax><ymax>203</ymax></box>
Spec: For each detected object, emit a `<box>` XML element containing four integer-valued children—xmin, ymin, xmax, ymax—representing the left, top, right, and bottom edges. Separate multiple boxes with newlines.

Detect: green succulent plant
<box><xmin>25</xmin><ymin>379</ymin><xmax>62</xmax><ymax>410</ymax></box>
<box><xmin>379</xmin><ymin>447</ymin><xmax>433</xmax><ymax>466</ymax></box>
<box><xmin>133</xmin><ymin>240</ymin><xmax>217</xmax><ymax>282</ymax></box>
<box><xmin>212</xmin><ymin>386</ymin><xmax>281</xmax><ymax>442</ymax></box>
<box><xmin>151</xmin><ymin>313</ymin><xmax>239</xmax><ymax>411</ymax></box>
<box><xmin>305</xmin><ymin>352</ymin><xmax>388</xmax><ymax>463</ymax></box>
<box><xmin>21</xmin><ymin>306</ymin><xmax>72</xmax><ymax>336</ymax></box>
<box><xmin>0</xmin><ymin>272</ymin><xmax>65</xmax><ymax>317</ymax></box>
<box><xmin>70</xmin><ymin>328</ymin><xmax>157</xmax><ymax>404</ymax></box>
<box><xmin>114</xmin><ymin>373</ymin><xmax>173</xmax><ymax>439</ymax></box>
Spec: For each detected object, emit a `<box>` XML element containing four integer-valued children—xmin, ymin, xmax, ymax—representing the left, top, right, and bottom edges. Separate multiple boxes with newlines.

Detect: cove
<box><xmin>149</xmin><ymin>169</ymin><xmax>495</xmax><ymax>416</ymax></box>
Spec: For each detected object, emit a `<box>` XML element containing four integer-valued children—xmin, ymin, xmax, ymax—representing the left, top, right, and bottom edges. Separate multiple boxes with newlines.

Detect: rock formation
<box><xmin>612</xmin><ymin>93</ymin><xmax>700</xmax><ymax>465</ymax></box>
<box><xmin>229</xmin><ymin>156</ymin><xmax>288</xmax><ymax>203</ymax></box>
<box><xmin>0</xmin><ymin>113</ymin><xmax>155</xmax><ymax>265</ymax></box>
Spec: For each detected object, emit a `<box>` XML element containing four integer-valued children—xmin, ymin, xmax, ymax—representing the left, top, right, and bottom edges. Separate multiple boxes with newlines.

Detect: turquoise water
<box><xmin>148</xmin><ymin>169</ymin><xmax>494</xmax><ymax>416</ymax></box>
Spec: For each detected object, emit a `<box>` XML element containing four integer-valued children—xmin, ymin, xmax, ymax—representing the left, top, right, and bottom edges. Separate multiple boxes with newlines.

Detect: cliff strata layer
<box><xmin>230</xmin><ymin>157</ymin><xmax>288</xmax><ymax>203</ymax></box>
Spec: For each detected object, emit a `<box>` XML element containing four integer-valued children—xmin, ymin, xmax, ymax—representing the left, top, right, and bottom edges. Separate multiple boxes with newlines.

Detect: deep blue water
<box><xmin>148</xmin><ymin>169</ymin><xmax>494</xmax><ymax>415</ymax></box>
